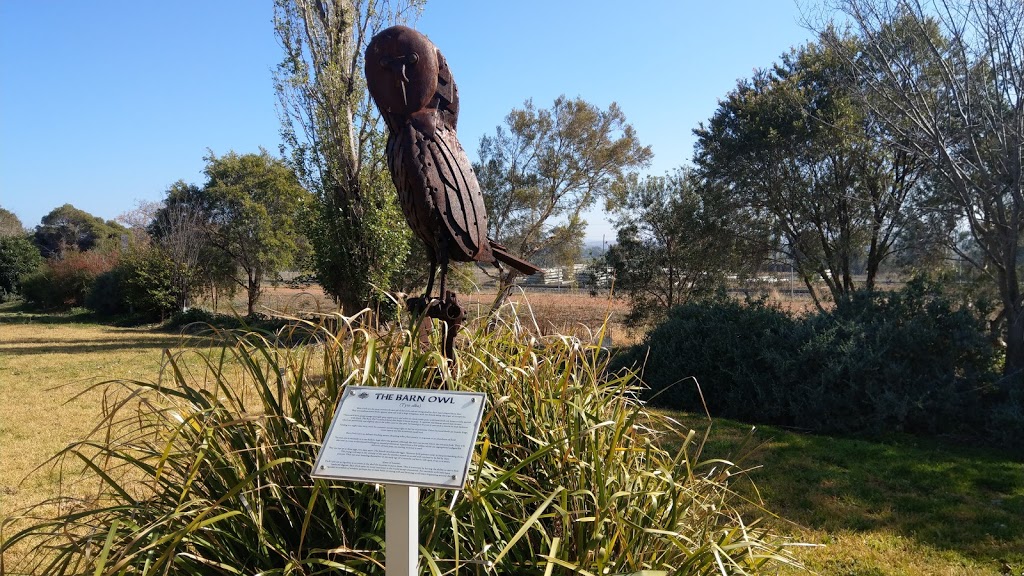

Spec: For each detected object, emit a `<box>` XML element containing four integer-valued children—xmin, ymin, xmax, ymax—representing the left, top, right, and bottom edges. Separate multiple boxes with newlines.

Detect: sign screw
<box><xmin>451</xmin><ymin>475</ymin><xmax>457</xmax><ymax>480</ymax></box>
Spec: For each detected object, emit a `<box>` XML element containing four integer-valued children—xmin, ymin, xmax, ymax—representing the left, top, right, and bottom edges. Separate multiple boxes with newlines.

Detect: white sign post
<box><xmin>385</xmin><ymin>484</ymin><xmax>419</xmax><ymax>576</ymax></box>
<box><xmin>311</xmin><ymin>386</ymin><xmax>487</xmax><ymax>576</ymax></box>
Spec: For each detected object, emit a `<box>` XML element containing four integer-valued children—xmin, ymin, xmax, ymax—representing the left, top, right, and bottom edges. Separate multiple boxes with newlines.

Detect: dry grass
<box><xmin>0</xmin><ymin>319</ymin><xmax>179</xmax><ymax>511</ymax></box>
<box><xmin>205</xmin><ymin>285</ymin><xmax>640</xmax><ymax>346</ymax></box>
<box><xmin>0</xmin><ymin>312</ymin><xmax>186</xmax><ymax>563</ymax></box>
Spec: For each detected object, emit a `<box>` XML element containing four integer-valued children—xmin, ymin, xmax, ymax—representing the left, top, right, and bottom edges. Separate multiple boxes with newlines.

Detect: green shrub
<box><xmin>0</xmin><ymin>235</ymin><xmax>43</xmax><ymax>301</ymax></box>
<box><xmin>616</xmin><ymin>279</ymin><xmax>1002</xmax><ymax>440</ymax></box>
<box><xmin>87</xmin><ymin>247</ymin><xmax>177</xmax><ymax>322</ymax></box>
<box><xmin>797</xmin><ymin>279</ymin><xmax>997</xmax><ymax>434</ymax></box>
<box><xmin>1</xmin><ymin>313</ymin><xmax>798</xmax><ymax>575</ymax></box>
<box><xmin>84</xmin><ymin>267</ymin><xmax>126</xmax><ymax>316</ymax></box>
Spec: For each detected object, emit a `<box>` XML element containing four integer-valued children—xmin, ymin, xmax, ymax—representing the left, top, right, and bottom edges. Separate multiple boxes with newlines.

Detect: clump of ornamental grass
<box><xmin>0</xmin><ymin>305</ymin><xmax>799</xmax><ymax>575</ymax></box>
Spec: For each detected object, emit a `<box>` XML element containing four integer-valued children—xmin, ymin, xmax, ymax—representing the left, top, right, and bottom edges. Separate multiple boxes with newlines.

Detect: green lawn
<box><xmin>666</xmin><ymin>412</ymin><xmax>1024</xmax><ymax>575</ymax></box>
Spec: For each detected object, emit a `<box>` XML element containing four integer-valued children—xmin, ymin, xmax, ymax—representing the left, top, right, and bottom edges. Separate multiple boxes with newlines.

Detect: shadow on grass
<box><xmin>0</xmin><ymin>339</ymin><xmax>189</xmax><ymax>356</ymax></box>
<box><xmin>668</xmin><ymin>413</ymin><xmax>1024</xmax><ymax>566</ymax></box>
<box><xmin>0</xmin><ymin>303</ymin><xmax>164</xmax><ymax>326</ymax></box>
<box><xmin>0</xmin><ymin>309</ymin><xmax>101</xmax><ymax>325</ymax></box>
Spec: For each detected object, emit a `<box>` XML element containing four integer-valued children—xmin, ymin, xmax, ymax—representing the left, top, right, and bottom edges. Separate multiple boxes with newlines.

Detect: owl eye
<box><xmin>380</xmin><ymin>53</ymin><xmax>419</xmax><ymax>68</ymax></box>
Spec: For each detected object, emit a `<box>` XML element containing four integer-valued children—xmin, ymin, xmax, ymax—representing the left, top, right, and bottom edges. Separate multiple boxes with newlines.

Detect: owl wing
<box><xmin>388</xmin><ymin>126</ymin><xmax>440</xmax><ymax>264</ymax></box>
<box><xmin>434</xmin><ymin>48</ymin><xmax>459</xmax><ymax>131</ymax></box>
<box><xmin>414</xmin><ymin>125</ymin><xmax>492</xmax><ymax>263</ymax></box>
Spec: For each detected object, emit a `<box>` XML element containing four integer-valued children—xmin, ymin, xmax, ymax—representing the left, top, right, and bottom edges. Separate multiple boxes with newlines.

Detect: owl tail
<box><xmin>489</xmin><ymin>240</ymin><xmax>541</xmax><ymax>276</ymax></box>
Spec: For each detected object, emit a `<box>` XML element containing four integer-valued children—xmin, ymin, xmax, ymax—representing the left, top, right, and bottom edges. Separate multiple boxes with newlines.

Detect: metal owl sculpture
<box><xmin>366</xmin><ymin>26</ymin><xmax>539</xmax><ymax>355</ymax></box>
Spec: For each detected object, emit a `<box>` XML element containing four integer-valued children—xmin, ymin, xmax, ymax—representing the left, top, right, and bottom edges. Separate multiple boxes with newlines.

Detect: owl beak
<box><xmin>379</xmin><ymin>53</ymin><xmax>419</xmax><ymax>107</ymax></box>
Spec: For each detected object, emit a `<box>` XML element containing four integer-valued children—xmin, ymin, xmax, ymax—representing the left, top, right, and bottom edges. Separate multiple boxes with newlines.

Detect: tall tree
<box><xmin>274</xmin><ymin>0</ymin><xmax>422</xmax><ymax>314</ymax></box>
<box><xmin>33</xmin><ymin>204</ymin><xmax>127</xmax><ymax>258</ymax></box>
<box><xmin>195</xmin><ymin>151</ymin><xmax>311</xmax><ymax>316</ymax></box>
<box><xmin>0</xmin><ymin>207</ymin><xmax>25</xmax><ymax>238</ymax></box>
<box><xmin>150</xmin><ymin>182</ymin><xmax>222</xmax><ymax>312</ymax></box>
<box><xmin>824</xmin><ymin>0</ymin><xmax>1024</xmax><ymax>376</ymax></box>
<box><xmin>605</xmin><ymin>169</ymin><xmax>754</xmax><ymax>326</ymax></box>
<box><xmin>476</xmin><ymin>96</ymin><xmax>652</xmax><ymax>310</ymax></box>
<box><xmin>693</xmin><ymin>34</ymin><xmax>925</xmax><ymax>309</ymax></box>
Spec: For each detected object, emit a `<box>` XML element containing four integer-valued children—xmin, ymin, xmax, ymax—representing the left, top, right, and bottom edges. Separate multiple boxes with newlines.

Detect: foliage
<box><xmin>0</xmin><ymin>206</ymin><xmax>25</xmax><ymax>238</ymax></box>
<box><xmin>1</xmin><ymin>313</ymin><xmax>797</xmax><ymax>575</ymax></box>
<box><xmin>274</xmin><ymin>0</ymin><xmax>419</xmax><ymax>314</ymax></box>
<box><xmin>21</xmin><ymin>250</ymin><xmax>118</xmax><ymax>310</ymax></box>
<box><xmin>389</xmin><ymin>238</ymin><xmax>476</xmax><ymax>296</ymax></box>
<box><xmin>605</xmin><ymin>168</ymin><xmax>755</xmax><ymax>326</ymax></box>
<box><xmin>476</xmin><ymin>96</ymin><xmax>652</xmax><ymax>307</ymax></box>
<box><xmin>824</xmin><ymin>0</ymin><xmax>1024</xmax><ymax>376</ymax></box>
<box><xmin>197</xmin><ymin>150</ymin><xmax>312</xmax><ymax>316</ymax></box>
<box><xmin>149</xmin><ymin>182</ymin><xmax>221</xmax><ymax>312</ymax></box>
<box><xmin>693</xmin><ymin>32</ymin><xmax>925</xmax><ymax>309</ymax></box>
<box><xmin>615</xmin><ymin>279</ymin><xmax>1005</xmax><ymax>440</ymax></box>
<box><xmin>0</xmin><ymin>235</ymin><xmax>43</xmax><ymax>301</ymax></box>
<box><xmin>665</xmin><ymin>413</ymin><xmax>1024</xmax><ymax>575</ymax></box>
<box><xmin>87</xmin><ymin>246</ymin><xmax>178</xmax><ymax>322</ymax></box>
<box><xmin>32</xmin><ymin>204</ymin><xmax>127</xmax><ymax>259</ymax></box>
<box><xmin>156</xmin><ymin>153</ymin><xmax>311</xmax><ymax>317</ymax></box>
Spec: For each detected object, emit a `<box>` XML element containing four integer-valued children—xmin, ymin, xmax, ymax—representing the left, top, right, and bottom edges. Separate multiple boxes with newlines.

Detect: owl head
<box><xmin>365</xmin><ymin>25</ymin><xmax>439</xmax><ymax>116</ymax></box>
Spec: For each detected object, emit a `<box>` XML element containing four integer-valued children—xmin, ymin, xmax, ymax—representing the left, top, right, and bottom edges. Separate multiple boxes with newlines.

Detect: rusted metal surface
<box><xmin>366</xmin><ymin>25</ymin><xmax>538</xmax><ymax>359</ymax></box>
<box><xmin>407</xmin><ymin>291</ymin><xmax>465</xmax><ymax>361</ymax></box>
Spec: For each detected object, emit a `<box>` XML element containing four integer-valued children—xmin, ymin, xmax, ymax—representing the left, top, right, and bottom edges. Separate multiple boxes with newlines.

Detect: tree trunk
<box><xmin>487</xmin><ymin>269</ymin><xmax>520</xmax><ymax>318</ymax></box>
<box><xmin>247</xmin><ymin>271</ymin><xmax>261</xmax><ymax>317</ymax></box>
<box><xmin>1004</xmin><ymin>300</ymin><xmax>1024</xmax><ymax>380</ymax></box>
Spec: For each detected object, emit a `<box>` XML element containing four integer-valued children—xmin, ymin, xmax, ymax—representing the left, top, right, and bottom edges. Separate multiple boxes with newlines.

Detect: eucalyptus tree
<box><xmin>694</xmin><ymin>34</ymin><xmax>926</xmax><ymax>309</ymax></box>
<box><xmin>475</xmin><ymin>95</ymin><xmax>652</xmax><ymax>310</ymax></box>
<box><xmin>158</xmin><ymin>153</ymin><xmax>309</xmax><ymax>316</ymax></box>
<box><xmin>150</xmin><ymin>182</ymin><xmax>220</xmax><ymax>312</ymax></box>
<box><xmin>824</xmin><ymin>0</ymin><xmax>1024</xmax><ymax>376</ymax></box>
<box><xmin>274</xmin><ymin>0</ymin><xmax>423</xmax><ymax>313</ymax></box>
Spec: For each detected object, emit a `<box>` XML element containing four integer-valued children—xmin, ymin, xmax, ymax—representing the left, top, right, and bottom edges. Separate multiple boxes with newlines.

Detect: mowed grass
<box><xmin>0</xmin><ymin>307</ymin><xmax>182</xmax><ymax>523</ymax></box>
<box><xmin>665</xmin><ymin>412</ymin><xmax>1024</xmax><ymax>575</ymax></box>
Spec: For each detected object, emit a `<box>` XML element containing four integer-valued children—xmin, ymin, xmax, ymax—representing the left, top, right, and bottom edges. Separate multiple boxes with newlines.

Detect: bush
<box><xmin>797</xmin><ymin>280</ymin><xmax>997</xmax><ymax>434</ymax></box>
<box><xmin>616</xmin><ymin>279</ymin><xmax>1002</xmax><ymax>440</ymax></box>
<box><xmin>21</xmin><ymin>250</ymin><xmax>118</xmax><ymax>309</ymax></box>
<box><xmin>87</xmin><ymin>247</ymin><xmax>177</xmax><ymax>322</ymax></box>
<box><xmin>614</xmin><ymin>293</ymin><xmax>802</xmax><ymax>423</ymax></box>
<box><xmin>0</xmin><ymin>235</ymin><xmax>43</xmax><ymax>301</ymax></box>
<box><xmin>1</xmin><ymin>313</ymin><xmax>798</xmax><ymax>575</ymax></box>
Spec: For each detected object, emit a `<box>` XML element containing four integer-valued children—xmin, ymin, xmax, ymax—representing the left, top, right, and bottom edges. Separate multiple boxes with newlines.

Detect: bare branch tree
<box><xmin>274</xmin><ymin>0</ymin><xmax>422</xmax><ymax>313</ymax></box>
<box><xmin>822</xmin><ymin>0</ymin><xmax>1024</xmax><ymax>376</ymax></box>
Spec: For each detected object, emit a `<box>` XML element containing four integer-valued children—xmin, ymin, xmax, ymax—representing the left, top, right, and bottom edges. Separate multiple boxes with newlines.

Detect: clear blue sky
<box><xmin>0</xmin><ymin>0</ymin><xmax>818</xmax><ymax>242</ymax></box>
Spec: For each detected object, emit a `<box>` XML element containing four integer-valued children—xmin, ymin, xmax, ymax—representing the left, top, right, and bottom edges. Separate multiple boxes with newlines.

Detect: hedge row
<box><xmin>614</xmin><ymin>279</ymin><xmax>1022</xmax><ymax>447</ymax></box>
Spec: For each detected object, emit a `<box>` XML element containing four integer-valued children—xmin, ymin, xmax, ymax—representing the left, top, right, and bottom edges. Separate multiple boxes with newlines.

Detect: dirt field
<box><xmin>205</xmin><ymin>285</ymin><xmax>639</xmax><ymax>345</ymax></box>
<box><xmin>210</xmin><ymin>283</ymin><xmax>819</xmax><ymax>349</ymax></box>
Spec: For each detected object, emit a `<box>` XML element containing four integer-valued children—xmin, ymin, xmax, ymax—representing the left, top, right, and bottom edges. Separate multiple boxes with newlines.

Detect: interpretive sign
<box><xmin>311</xmin><ymin>386</ymin><xmax>487</xmax><ymax>490</ymax></box>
